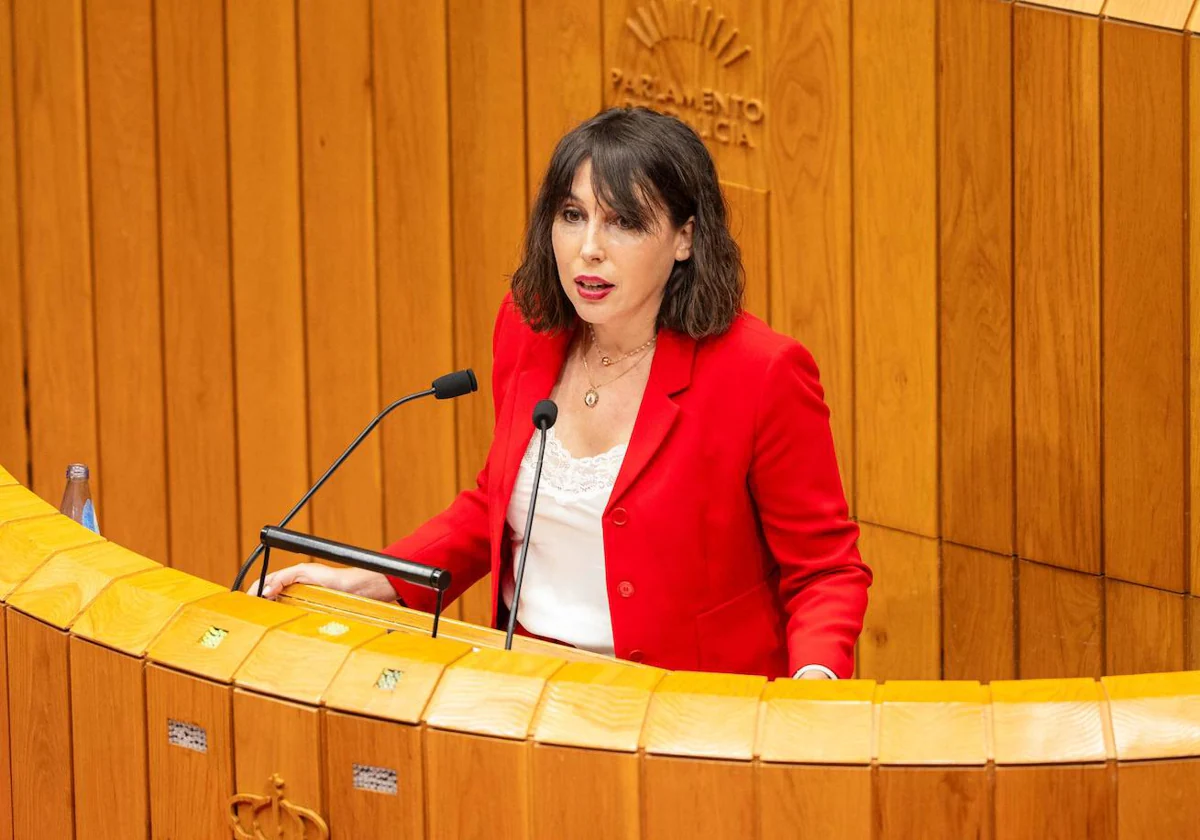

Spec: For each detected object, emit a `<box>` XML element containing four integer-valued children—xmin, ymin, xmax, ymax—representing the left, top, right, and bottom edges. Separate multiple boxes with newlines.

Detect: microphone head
<box><xmin>532</xmin><ymin>399</ymin><xmax>558</xmax><ymax>430</ymax></box>
<box><xmin>432</xmin><ymin>369</ymin><xmax>478</xmax><ymax>400</ymax></box>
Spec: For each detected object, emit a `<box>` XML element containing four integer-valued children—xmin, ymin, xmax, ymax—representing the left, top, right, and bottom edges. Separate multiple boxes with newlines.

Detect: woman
<box><xmin>252</xmin><ymin>107</ymin><xmax>870</xmax><ymax>679</ymax></box>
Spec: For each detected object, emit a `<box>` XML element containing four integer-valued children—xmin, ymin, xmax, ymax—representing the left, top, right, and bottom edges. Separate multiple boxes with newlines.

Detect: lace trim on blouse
<box><xmin>520</xmin><ymin>427</ymin><xmax>626</xmax><ymax>504</ymax></box>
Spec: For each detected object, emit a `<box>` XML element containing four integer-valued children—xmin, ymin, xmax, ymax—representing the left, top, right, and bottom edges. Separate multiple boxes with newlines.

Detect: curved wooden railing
<box><xmin>2</xmin><ymin>462</ymin><xmax>1198</xmax><ymax>839</ymax></box>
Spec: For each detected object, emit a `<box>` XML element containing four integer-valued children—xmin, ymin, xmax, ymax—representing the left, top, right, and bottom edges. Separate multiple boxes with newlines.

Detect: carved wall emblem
<box><xmin>228</xmin><ymin>774</ymin><xmax>329</xmax><ymax>840</ymax></box>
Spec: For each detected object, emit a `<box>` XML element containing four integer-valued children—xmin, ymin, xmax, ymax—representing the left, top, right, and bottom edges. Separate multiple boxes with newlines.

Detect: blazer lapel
<box><xmin>607</xmin><ymin>328</ymin><xmax>695</xmax><ymax>510</ymax></box>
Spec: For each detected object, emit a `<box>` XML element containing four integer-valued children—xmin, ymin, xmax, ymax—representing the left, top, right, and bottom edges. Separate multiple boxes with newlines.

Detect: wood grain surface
<box><xmin>425</xmin><ymin>729</ymin><xmax>530</xmax><ymax>840</ymax></box>
<box><xmin>857</xmin><ymin>523</ymin><xmax>940</xmax><ymax>680</ymax></box>
<box><xmin>1018</xmin><ymin>561</ymin><xmax>1103</xmax><ymax>679</ymax></box>
<box><xmin>1105</xmin><ymin>580</ymin><xmax>1185</xmax><ymax>676</ymax></box>
<box><xmin>942</xmin><ymin>543</ymin><xmax>1016</xmax><ymax>682</ymax></box>
<box><xmin>233</xmin><ymin>688</ymin><xmax>325</xmax><ymax>829</ymax></box>
<box><xmin>642</xmin><ymin>754</ymin><xmax>756</xmax><ymax>840</ymax></box>
<box><xmin>760</xmin><ymin>764</ymin><xmax>872</xmax><ymax>840</ymax></box>
<box><xmin>994</xmin><ymin>764</ymin><xmax>1113</xmax><ymax>840</ymax></box>
<box><xmin>0</xmin><ymin>0</ymin><xmax>26</xmax><ymax>488</ymax></box>
<box><xmin>532</xmin><ymin>744</ymin><xmax>640</xmax><ymax>840</ymax></box>
<box><xmin>876</xmin><ymin>767</ymin><xmax>991</xmax><ymax>840</ymax></box>
<box><xmin>324</xmin><ymin>710</ymin><xmax>425</xmax><ymax>840</ymax></box>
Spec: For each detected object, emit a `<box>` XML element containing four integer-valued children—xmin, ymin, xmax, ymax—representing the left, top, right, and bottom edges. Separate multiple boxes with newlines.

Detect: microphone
<box><xmin>504</xmin><ymin>398</ymin><xmax>558</xmax><ymax>650</ymax></box>
<box><xmin>230</xmin><ymin>369</ymin><xmax>479</xmax><ymax>594</ymax></box>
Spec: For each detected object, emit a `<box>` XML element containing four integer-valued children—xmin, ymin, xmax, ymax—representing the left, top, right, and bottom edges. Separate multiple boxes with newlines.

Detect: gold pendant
<box><xmin>601</xmin><ymin>356</ymin><xmax>613</xmax><ymax>366</ymax></box>
<box><xmin>584</xmin><ymin>388</ymin><xmax>599</xmax><ymax>408</ymax></box>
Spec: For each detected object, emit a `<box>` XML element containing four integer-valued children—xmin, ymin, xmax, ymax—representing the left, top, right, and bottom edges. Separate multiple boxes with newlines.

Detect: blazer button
<box><xmin>611</xmin><ymin>507</ymin><xmax>628</xmax><ymax>526</ymax></box>
<box><xmin>617</xmin><ymin>580</ymin><xmax>635</xmax><ymax>598</ymax></box>
<box><xmin>628</xmin><ymin>649</ymin><xmax>645</xmax><ymax>662</ymax></box>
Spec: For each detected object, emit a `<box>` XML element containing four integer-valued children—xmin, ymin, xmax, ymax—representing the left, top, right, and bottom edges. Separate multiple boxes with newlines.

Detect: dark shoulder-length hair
<box><xmin>511</xmin><ymin>107</ymin><xmax>743</xmax><ymax>338</ymax></box>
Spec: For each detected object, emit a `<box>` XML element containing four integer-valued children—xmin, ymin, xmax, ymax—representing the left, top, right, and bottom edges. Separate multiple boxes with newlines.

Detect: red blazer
<box><xmin>385</xmin><ymin>295</ymin><xmax>870</xmax><ymax>679</ymax></box>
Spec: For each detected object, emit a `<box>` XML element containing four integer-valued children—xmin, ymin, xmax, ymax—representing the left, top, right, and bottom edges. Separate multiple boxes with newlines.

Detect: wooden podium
<box><xmin>1</xmin><ymin>462</ymin><xmax>1198</xmax><ymax>839</ymax></box>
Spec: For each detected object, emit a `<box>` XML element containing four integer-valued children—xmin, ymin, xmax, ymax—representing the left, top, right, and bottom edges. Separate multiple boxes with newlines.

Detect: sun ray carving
<box><xmin>624</xmin><ymin>1</ymin><xmax>753</xmax><ymax>68</ymax></box>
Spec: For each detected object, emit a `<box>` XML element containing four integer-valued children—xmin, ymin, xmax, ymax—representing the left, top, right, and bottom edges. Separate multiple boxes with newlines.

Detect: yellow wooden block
<box><xmin>532</xmin><ymin>661</ymin><xmax>665</xmax><ymax>753</ymax></box>
<box><xmin>990</xmin><ymin>678</ymin><xmax>1110</xmax><ymax>764</ymax></box>
<box><xmin>0</xmin><ymin>485</ymin><xmax>58</xmax><ymax>526</ymax></box>
<box><xmin>233</xmin><ymin>612</ymin><xmax>384</xmax><ymax>704</ymax></box>
<box><xmin>1102</xmin><ymin>671</ymin><xmax>1200</xmax><ymax>760</ymax></box>
<box><xmin>146</xmin><ymin>591</ymin><xmax>306</xmax><ymax>683</ymax></box>
<box><xmin>72</xmin><ymin>567</ymin><xmax>225</xmax><ymax>656</ymax></box>
<box><xmin>1189</xmin><ymin>1</ymin><xmax>1199</xmax><ymax>31</ymax></box>
<box><xmin>324</xmin><ymin>631</ymin><xmax>473</xmax><ymax>724</ymax></box>
<box><xmin>0</xmin><ymin>464</ymin><xmax>15</xmax><ymax>486</ymax></box>
<box><xmin>1021</xmin><ymin>0</ymin><xmax>1104</xmax><ymax>14</ymax></box>
<box><xmin>424</xmin><ymin>648</ymin><xmax>565</xmax><ymax>740</ymax></box>
<box><xmin>1103</xmin><ymin>0</ymin><xmax>1195</xmax><ymax>30</ymax></box>
<box><xmin>0</xmin><ymin>515</ymin><xmax>104</xmax><ymax>600</ymax></box>
<box><xmin>757</xmin><ymin>679</ymin><xmax>876</xmax><ymax>765</ymax></box>
<box><xmin>642</xmin><ymin>671</ymin><xmax>767</xmax><ymax>761</ymax></box>
<box><xmin>7</xmin><ymin>542</ymin><xmax>158</xmax><ymax>629</ymax></box>
<box><xmin>876</xmin><ymin>680</ymin><xmax>990</xmax><ymax>765</ymax></box>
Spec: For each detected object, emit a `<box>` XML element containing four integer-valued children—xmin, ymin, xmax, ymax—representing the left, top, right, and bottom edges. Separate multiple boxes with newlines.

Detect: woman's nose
<box><xmin>581</xmin><ymin>221</ymin><xmax>605</xmax><ymax>262</ymax></box>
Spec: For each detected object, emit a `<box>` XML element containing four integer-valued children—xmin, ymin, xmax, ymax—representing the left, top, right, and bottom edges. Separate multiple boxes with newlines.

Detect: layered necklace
<box><xmin>580</xmin><ymin>325</ymin><xmax>655</xmax><ymax>408</ymax></box>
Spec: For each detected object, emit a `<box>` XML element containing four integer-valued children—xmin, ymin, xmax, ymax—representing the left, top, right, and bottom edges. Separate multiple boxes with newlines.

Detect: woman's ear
<box><xmin>675</xmin><ymin>216</ymin><xmax>695</xmax><ymax>260</ymax></box>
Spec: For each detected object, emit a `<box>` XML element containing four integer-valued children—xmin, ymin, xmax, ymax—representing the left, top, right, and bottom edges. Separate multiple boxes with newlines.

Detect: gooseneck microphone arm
<box><xmin>504</xmin><ymin>399</ymin><xmax>559</xmax><ymax>650</ymax></box>
<box><xmin>230</xmin><ymin>369</ymin><xmax>478</xmax><ymax>594</ymax></box>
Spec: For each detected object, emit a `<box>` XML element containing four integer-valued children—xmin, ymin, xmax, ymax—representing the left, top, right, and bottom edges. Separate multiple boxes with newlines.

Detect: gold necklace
<box><xmin>581</xmin><ymin>342</ymin><xmax>653</xmax><ymax>408</ymax></box>
<box><xmin>590</xmin><ymin>325</ymin><xmax>656</xmax><ymax>367</ymax></box>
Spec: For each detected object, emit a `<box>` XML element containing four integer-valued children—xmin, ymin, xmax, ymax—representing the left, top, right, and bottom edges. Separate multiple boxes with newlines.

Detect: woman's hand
<box><xmin>245</xmin><ymin>563</ymin><xmax>398</xmax><ymax>603</ymax></box>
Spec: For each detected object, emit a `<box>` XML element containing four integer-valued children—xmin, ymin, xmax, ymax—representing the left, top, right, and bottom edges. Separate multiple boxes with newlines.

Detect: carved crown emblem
<box><xmin>228</xmin><ymin>774</ymin><xmax>329</xmax><ymax>840</ymax></box>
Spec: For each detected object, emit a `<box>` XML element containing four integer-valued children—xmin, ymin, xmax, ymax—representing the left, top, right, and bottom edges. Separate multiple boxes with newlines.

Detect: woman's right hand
<box><xmin>245</xmin><ymin>562</ymin><xmax>398</xmax><ymax>603</ymax></box>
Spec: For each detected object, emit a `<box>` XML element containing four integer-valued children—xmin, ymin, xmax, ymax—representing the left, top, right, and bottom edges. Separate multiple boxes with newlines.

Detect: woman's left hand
<box><xmin>796</xmin><ymin>669</ymin><xmax>832</xmax><ymax>680</ymax></box>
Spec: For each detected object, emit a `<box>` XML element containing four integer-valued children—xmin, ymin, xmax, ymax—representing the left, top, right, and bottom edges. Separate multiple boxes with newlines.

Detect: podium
<box><xmin>1</xmin><ymin>463</ymin><xmax>1198</xmax><ymax>839</ymax></box>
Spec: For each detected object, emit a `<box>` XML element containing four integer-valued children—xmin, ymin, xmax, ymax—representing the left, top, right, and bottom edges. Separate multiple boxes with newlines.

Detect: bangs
<box><xmin>544</xmin><ymin>132</ymin><xmax>667</xmax><ymax>234</ymax></box>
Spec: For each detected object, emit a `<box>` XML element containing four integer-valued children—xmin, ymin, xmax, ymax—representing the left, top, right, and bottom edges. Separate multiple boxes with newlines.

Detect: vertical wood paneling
<box><xmin>1116</xmin><ymin>759</ymin><xmax>1200</xmax><ymax>837</ymax></box>
<box><xmin>759</xmin><ymin>765</ymin><xmax>872</xmax><ymax>840</ymax></box>
<box><xmin>1105</xmin><ymin>580</ymin><xmax>1185</xmax><ymax>676</ymax></box>
<box><xmin>524</xmin><ymin>0</ymin><xmax>602</xmax><ymax>196</ymax></box>
<box><xmin>723</xmin><ymin>184</ymin><xmax>769</xmax><ymax>321</ymax></box>
<box><xmin>1018</xmin><ymin>560</ymin><xmax>1103</xmax><ymax>679</ymax></box>
<box><xmin>1188</xmin><ymin>596</ymin><xmax>1199</xmax><ymax>670</ymax></box>
<box><xmin>994</xmin><ymin>765</ymin><xmax>1113</xmax><ymax>840</ymax></box>
<box><xmin>531</xmin><ymin>745</ymin><xmax>640</xmax><ymax>840</ymax></box>
<box><xmin>324</xmin><ymin>711</ymin><xmax>425</xmax><ymax>840</ymax></box>
<box><xmin>943</xmin><ymin>543</ymin><xmax>1015</xmax><ymax>682</ymax></box>
<box><xmin>13</xmin><ymin>0</ymin><xmax>99</xmax><ymax>504</ymax></box>
<box><xmin>448</xmin><ymin>0</ymin><xmax>527</xmax><ymax>625</ymax></box>
<box><xmin>1102</xmin><ymin>21</ymin><xmax>1186</xmax><ymax>593</ymax></box>
<box><xmin>298</xmin><ymin>0</ymin><xmax>381</xmax><ymax>551</ymax></box>
<box><xmin>852</xmin><ymin>0</ymin><xmax>938</xmax><ymax>537</ymax></box>
<box><xmin>373</xmin><ymin>0</ymin><xmax>458</xmax><ymax>551</ymax></box>
<box><xmin>0</xmin><ymin>0</ymin><xmax>26</xmax><ymax>488</ymax></box>
<box><xmin>938</xmin><ymin>0</ymin><xmax>1014</xmax><ymax>555</ymax></box>
<box><xmin>1013</xmin><ymin>5</ymin><xmax>1101</xmax><ymax>575</ymax></box>
<box><xmin>1189</xmin><ymin>35</ymin><xmax>1200</xmax><ymax>599</ymax></box>
<box><xmin>155</xmin><ymin>0</ymin><xmax>239</xmax><ymax>581</ymax></box>
<box><xmin>765</xmin><ymin>0</ymin><xmax>854</xmax><ymax>511</ymax></box>
<box><xmin>857</xmin><ymin>523</ymin><xmax>940</xmax><ymax>680</ymax></box>
<box><xmin>227</xmin><ymin>0</ymin><xmax>309</xmax><ymax>557</ymax></box>
<box><xmin>425</xmin><ymin>729</ymin><xmax>529</xmax><ymax>839</ymax></box>
<box><xmin>1103</xmin><ymin>0</ymin><xmax>1197</xmax><ymax>30</ymax></box>
<box><xmin>876</xmin><ymin>767</ymin><xmax>990</xmax><ymax>839</ymax></box>
<box><xmin>85</xmin><ymin>0</ymin><xmax>168</xmax><ymax>561</ymax></box>
<box><xmin>0</xmin><ymin>609</ymin><xmax>11</xmax><ymax>840</ymax></box>
<box><xmin>642</xmin><ymin>755</ymin><xmax>756</xmax><ymax>840</ymax></box>
<box><xmin>232</xmin><ymin>689</ymin><xmax>324</xmax><ymax>824</ymax></box>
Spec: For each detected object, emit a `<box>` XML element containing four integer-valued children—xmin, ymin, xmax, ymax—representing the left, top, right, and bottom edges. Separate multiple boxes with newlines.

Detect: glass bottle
<box><xmin>59</xmin><ymin>463</ymin><xmax>100</xmax><ymax>534</ymax></box>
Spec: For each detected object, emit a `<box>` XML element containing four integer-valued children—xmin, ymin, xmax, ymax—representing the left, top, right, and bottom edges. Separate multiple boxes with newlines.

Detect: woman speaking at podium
<box><xmin>253</xmin><ymin>107</ymin><xmax>871</xmax><ymax>680</ymax></box>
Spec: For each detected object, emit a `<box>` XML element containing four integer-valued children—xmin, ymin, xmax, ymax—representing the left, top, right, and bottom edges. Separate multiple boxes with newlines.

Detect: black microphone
<box><xmin>504</xmin><ymin>398</ymin><xmax>558</xmax><ymax>650</ymax></box>
<box><xmin>231</xmin><ymin>369</ymin><xmax>479</xmax><ymax>594</ymax></box>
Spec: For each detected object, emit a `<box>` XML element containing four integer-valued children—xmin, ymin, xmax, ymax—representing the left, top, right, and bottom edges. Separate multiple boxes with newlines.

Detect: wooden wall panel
<box><xmin>938</xmin><ymin>0</ymin><xmax>1014</xmax><ymax>555</ymax></box>
<box><xmin>0</xmin><ymin>608</ymin><xmax>11</xmax><ymax>840</ymax></box>
<box><xmin>642</xmin><ymin>755</ymin><xmax>756</xmax><ymax>840</ymax></box>
<box><xmin>765</xmin><ymin>0</ymin><xmax>854</xmax><ymax>511</ymax></box>
<box><xmin>1105</xmin><ymin>580</ymin><xmax>1185</xmax><ymax>676</ymax></box>
<box><xmin>324</xmin><ymin>712</ymin><xmax>425</xmax><ymax>840</ymax></box>
<box><xmin>759</xmin><ymin>765</ymin><xmax>872</xmax><ymax>840</ymax></box>
<box><xmin>943</xmin><ymin>543</ymin><xmax>1016</xmax><ymax>683</ymax></box>
<box><xmin>531</xmin><ymin>744</ymin><xmax>640</xmax><ymax>840</ymax></box>
<box><xmin>233</xmin><ymin>689</ymin><xmax>324</xmax><ymax>825</ymax></box>
<box><xmin>0</xmin><ymin>0</ymin><xmax>26</xmax><ymax>488</ymax></box>
<box><xmin>723</xmin><ymin>183</ymin><xmax>769</xmax><ymax>321</ymax></box>
<box><xmin>1188</xmin><ymin>596</ymin><xmax>1199</xmax><ymax>671</ymax></box>
<box><xmin>85</xmin><ymin>0</ymin><xmax>168</xmax><ymax>562</ymax></box>
<box><xmin>1101</xmin><ymin>21</ymin><xmax>1186</xmax><ymax>593</ymax></box>
<box><xmin>994</xmin><ymin>765</ymin><xmax>1113</xmax><ymax>840</ymax></box>
<box><xmin>876</xmin><ymin>767</ymin><xmax>990</xmax><ymax>840</ymax></box>
<box><xmin>1103</xmin><ymin>0</ymin><xmax>1197</xmax><ymax>29</ymax></box>
<box><xmin>448</xmin><ymin>0</ymin><xmax>527</xmax><ymax>626</ymax></box>
<box><xmin>425</xmin><ymin>729</ymin><xmax>529</xmax><ymax>839</ymax></box>
<box><xmin>525</xmin><ymin>0</ymin><xmax>602</xmax><ymax>196</ymax></box>
<box><xmin>373</xmin><ymin>0</ymin><xmax>458</xmax><ymax>555</ymax></box>
<box><xmin>298</xmin><ymin>0</ymin><xmax>382</xmax><ymax>551</ymax></box>
<box><xmin>1189</xmin><ymin>35</ymin><xmax>1200</xmax><ymax>599</ymax></box>
<box><xmin>1116</xmin><ymin>759</ymin><xmax>1200</xmax><ymax>837</ymax></box>
<box><xmin>155</xmin><ymin>0</ymin><xmax>239</xmax><ymax>581</ymax></box>
<box><xmin>13</xmin><ymin>0</ymin><xmax>99</xmax><ymax>504</ymax></box>
<box><xmin>857</xmin><ymin>523</ymin><xmax>940</xmax><ymax>680</ymax></box>
<box><xmin>852</xmin><ymin>0</ymin><xmax>938</xmax><ymax>537</ymax></box>
<box><xmin>1018</xmin><ymin>560</ymin><xmax>1103</xmax><ymax>679</ymax></box>
<box><xmin>227</xmin><ymin>0</ymin><xmax>310</xmax><ymax>557</ymax></box>
<box><xmin>1013</xmin><ymin>5</ymin><xmax>1101</xmax><ymax>575</ymax></box>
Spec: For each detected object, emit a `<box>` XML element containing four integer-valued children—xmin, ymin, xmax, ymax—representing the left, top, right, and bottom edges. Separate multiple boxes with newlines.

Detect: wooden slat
<box><xmin>297</xmin><ymin>0</ymin><xmax>382</xmax><ymax>550</ymax></box>
<box><xmin>155</xmin><ymin>0</ymin><xmax>239</xmax><ymax>582</ymax></box>
<box><xmin>995</xmin><ymin>765</ymin><xmax>1113</xmax><ymax>840</ymax></box>
<box><xmin>0</xmin><ymin>0</ymin><xmax>26</xmax><ymax>488</ymax></box>
<box><xmin>852</xmin><ymin>0</ymin><xmax>938</xmax><ymax>537</ymax></box>
<box><xmin>990</xmin><ymin>678</ymin><xmax>1110</xmax><ymax>765</ymax></box>
<box><xmin>1116</xmin><ymin>759</ymin><xmax>1200</xmax><ymax>836</ymax></box>
<box><xmin>938</xmin><ymin>0</ymin><xmax>1014</xmax><ymax>554</ymax></box>
<box><xmin>1190</xmin><ymin>0</ymin><xmax>1200</xmax><ymax>30</ymax></box>
<box><xmin>876</xmin><ymin>681</ymin><xmax>990</xmax><ymax>766</ymax></box>
<box><xmin>1103</xmin><ymin>0</ymin><xmax>1196</xmax><ymax>29</ymax></box>
<box><xmin>372</xmin><ymin>0</ymin><xmax>458</xmax><ymax>561</ymax></box>
<box><xmin>69</xmin><ymin>637</ymin><xmax>148</xmax><ymax>839</ymax></box>
<box><xmin>532</xmin><ymin>661</ymin><xmax>663</xmax><ymax>753</ymax></box>
<box><xmin>0</xmin><ymin>608</ymin><xmax>11</xmax><ymax>840</ymax></box>
<box><xmin>765</xmin><ymin>0</ymin><xmax>854</xmax><ymax>511</ymax></box>
<box><xmin>324</xmin><ymin>711</ymin><xmax>424</xmax><ymax>840</ymax></box>
<box><xmin>642</xmin><ymin>671</ymin><xmax>765</xmax><ymax>761</ymax></box>
<box><xmin>1102</xmin><ymin>20</ymin><xmax>1186</xmax><ymax>592</ymax></box>
<box><xmin>758</xmin><ymin>679</ymin><xmax>875</xmax><ymax>764</ymax></box>
<box><xmin>1189</xmin><ymin>35</ymin><xmax>1200</xmax><ymax>597</ymax></box>
<box><xmin>723</xmin><ymin>183</ymin><xmax>769</xmax><ymax>322</ymax></box>
<box><xmin>425</xmin><ymin>730</ymin><xmax>529</xmax><ymax>840</ymax></box>
<box><xmin>424</xmin><ymin>649</ymin><xmax>562</xmax><ymax>740</ymax></box>
<box><xmin>145</xmin><ymin>664</ymin><xmax>234</xmax><ymax>840</ymax></box>
<box><xmin>759</xmin><ymin>765</ymin><xmax>871</xmax><ymax>840</ymax></box>
<box><xmin>1103</xmin><ymin>671</ymin><xmax>1200</xmax><ymax>761</ymax></box>
<box><xmin>1189</xmin><ymin>597</ymin><xmax>1199</xmax><ymax>670</ymax></box>
<box><xmin>1018</xmin><ymin>560</ymin><xmax>1103</xmax><ymax>678</ymax></box>
<box><xmin>226</xmin><ymin>0</ymin><xmax>310</xmax><ymax>558</ymax></box>
<box><xmin>531</xmin><ymin>744</ymin><xmax>640</xmax><ymax>840</ymax></box>
<box><xmin>856</xmin><ymin>523</ymin><xmax>940</xmax><ymax>680</ymax></box>
<box><xmin>943</xmin><ymin>543</ymin><xmax>1016</xmax><ymax>682</ymax></box>
<box><xmin>876</xmin><ymin>768</ymin><xmax>990</xmax><ymax>840</ymax></box>
<box><xmin>448</xmin><ymin>0</ymin><xmax>526</xmax><ymax>625</ymax></box>
<box><xmin>13</xmin><ymin>0</ymin><xmax>99</xmax><ymax>504</ymax></box>
<box><xmin>1013</xmin><ymin>4</ymin><xmax>1102</xmax><ymax>574</ymax></box>
<box><xmin>643</xmin><ymin>755</ymin><xmax>756</xmax><ymax>840</ymax></box>
<box><xmin>85</xmin><ymin>0</ymin><xmax>168</xmax><ymax>562</ymax></box>
<box><xmin>1106</xmin><ymin>580</ymin><xmax>1185</xmax><ymax>675</ymax></box>
<box><xmin>232</xmin><ymin>689</ymin><xmax>325</xmax><ymax>831</ymax></box>
<box><xmin>524</xmin><ymin>0</ymin><xmax>601</xmax><ymax>195</ymax></box>
<box><xmin>1022</xmin><ymin>0</ymin><xmax>1104</xmax><ymax>13</ymax></box>
<box><xmin>7</xmin><ymin>610</ymin><xmax>73</xmax><ymax>839</ymax></box>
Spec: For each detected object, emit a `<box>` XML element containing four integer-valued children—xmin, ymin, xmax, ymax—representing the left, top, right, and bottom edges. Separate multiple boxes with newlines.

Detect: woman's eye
<box><xmin>614</xmin><ymin>216</ymin><xmax>636</xmax><ymax>230</ymax></box>
<box><xmin>562</xmin><ymin>208</ymin><xmax>583</xmax><ymax>223</ymax></box>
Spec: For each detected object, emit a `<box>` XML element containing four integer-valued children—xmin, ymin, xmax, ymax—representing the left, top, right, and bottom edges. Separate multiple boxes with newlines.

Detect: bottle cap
<box><xmin>66</xmin><ymin>463</ymin><xmax>90</xmax><ymax>480</ymax></box>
